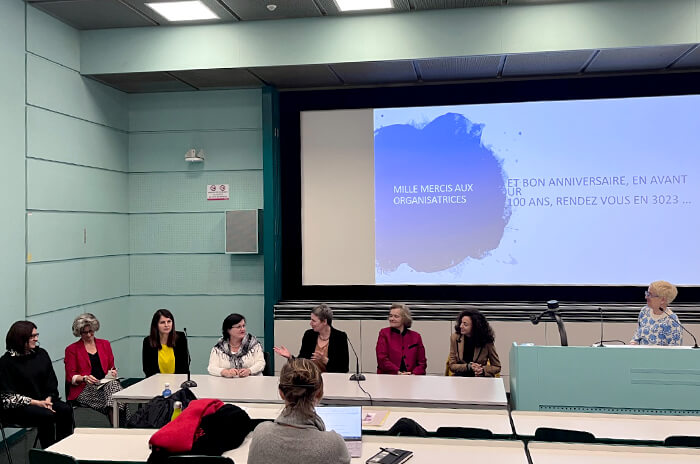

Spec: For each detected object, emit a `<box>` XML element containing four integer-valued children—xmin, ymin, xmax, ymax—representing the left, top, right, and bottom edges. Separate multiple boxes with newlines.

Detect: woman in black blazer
<box><xmin>142</xmin><ymin>309</ymin><xmax>189</xmax><ymax>377</ymax></box>
<box><xmin>274</xmin><ymin>304</ymin><xmax>349</xmax><ymax>373</ymax></box>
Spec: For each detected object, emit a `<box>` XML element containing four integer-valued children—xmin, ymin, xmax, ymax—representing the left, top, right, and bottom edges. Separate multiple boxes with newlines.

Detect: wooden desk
<box><xmin>529</xmin><ymin>442</ymin><xmax>700</xmax><ymax>464</ymax></box>
<box><xmin>48</xmin><ymin>429</ymin><xmax>527</xmax><ymax>464</ymax></box>
<box><xmin>232</xmin><ymin>403</ymin><xmax>513</xmax><ymax>435</ymax></box>
<box><xmin>113</xmin><ymin>373</ymin><xmax>508</xmax><ymax>426</ymax></box>
<box><xmin>512</xmin><ymin>410</ymin><xmax>700</xmax><ymax>442</ymax></box>
<box><xmin>322</xmin><ymin>373</ymin><xmax>508</xmax><ymax>409</ymax></box>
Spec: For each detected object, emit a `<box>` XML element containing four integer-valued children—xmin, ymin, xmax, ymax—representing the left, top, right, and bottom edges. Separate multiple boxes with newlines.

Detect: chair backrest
<box><xmin>168</xmin><ymin>456</ymin><xmax>234</xmax><ymax>464</ymax></box>
<box><xmin>262</xmin><ymin>351</ymin><xmax>273</xmax><ymax>376</ymax></box>
<box><xmin>533</xmin><ymin>427</ymin><xmax>595</xmax><ymax>443</ymax></box>
<box><xmin>28</xmin><ymin>449</ymin><xmax>78</xmax><ymax>464</ymax></box>
<box><xmin>665</xmin><ymin>435</ymin><xmax>700</xmax><ymax>447</ymax></box>
<box><xmin>435</xmin><ymin>426</ymin><xmax>493</xmax><ymax>439</ymax></box>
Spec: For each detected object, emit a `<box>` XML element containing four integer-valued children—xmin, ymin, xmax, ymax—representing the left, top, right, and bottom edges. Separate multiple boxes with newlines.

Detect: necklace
<box><xmin>318</xmin><ymin>334</ymin><xmax>330</xmax><ymax>341</ymax></box>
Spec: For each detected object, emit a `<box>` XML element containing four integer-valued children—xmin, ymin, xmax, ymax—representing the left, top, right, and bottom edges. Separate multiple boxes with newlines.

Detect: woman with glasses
<box><xmin>376</xmin><ymin>303</ymin><xmax>427</xmax><ymax>375</ymax></box>
<box><xmin>448</xmin><ymin>309</ymin><xmax>501</xmax><ymax>377</ymax></box>
<box><xmin>630</xmin><ymin>281</ymin><xmax>683</xmax><ymax>345</ymax></box>
<box><xmin>142</xmin><ymin>308</ymin><xmax>189</xmax><ymax>377</ymax></box>
<box><xmin>0</xmin><ymin>321</ymin><xmax>74</xmax><ymax>447</ymax></box>
<box><xmin>208</xmin><ymin>313</ymin><xmax>265</xmax><ymax>377</ymax></box>
<box><xmin>64</xmin><ymin>313</ymin><xmax>126</xmax><ymax>423</ymax></box>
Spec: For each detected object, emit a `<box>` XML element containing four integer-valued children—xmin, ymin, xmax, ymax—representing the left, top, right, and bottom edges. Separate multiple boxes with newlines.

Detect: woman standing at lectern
<box><xmin>630</xmin><ymin>280</ymin><xmax>682</xmax><ymax>346</ymax></box>
<box><xmin>448</xmin><ymin>309</ymin><xmax>501</xmax><ymax>377</ymax></box>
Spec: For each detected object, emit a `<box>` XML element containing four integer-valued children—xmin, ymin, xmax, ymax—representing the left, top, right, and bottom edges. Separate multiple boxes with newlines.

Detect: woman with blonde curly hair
<box><xmin>631</xmin><ymin>280</ymin><xmax>683</xmax><ymax>346</ymax></box>
<box><xmin>64</xmin><ymin>313</ymin><xmax>126</xmax><ymax>423</ymax></box>
<box><xmin>247</xmin><ymin>358</ymin><xmax>350</xmax><ymax>464</ymax></box>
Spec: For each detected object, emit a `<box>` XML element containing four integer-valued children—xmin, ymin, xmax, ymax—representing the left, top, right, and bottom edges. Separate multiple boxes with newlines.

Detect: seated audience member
<box><xmin>247</xmin><ymin>358</ymin><xmax>350</xmax><ymax>464</ymax></box>
<box><xmin>631</xmin><ymin>280</ymin><xmax>683</xmax><ymax>346</ymax></box>
<box><xmin>65</xmin><ymin>313</ymin><xmax>127</xmax><ymax>422</ymax></box>
<box><xmin>0</xmin><ymin>321</ymin><xmax>73</xmax><ymax>447</ymax></box>
<box><xmin>448</xmin><ymin>309</ymin><xmax>501</xmax><ymax>377</ymax></box>
<box><xmin>376</xmin><ymin>303</ymin><xmax>427</xmax><ymax>375</ymax></box>
<box><xmin>208</xmin><ymin>313</ymin><xmax>265</xmax><ymax>377</ymax></box>
<box><xmin>142</xmin><ymin>308</ymin><xmax>189</xmax><ymax>377</ymax></box>
<box><xmin>274</xmin><ymin>304</ymin><xmax>349</xmax><ymax>373</ymax></box>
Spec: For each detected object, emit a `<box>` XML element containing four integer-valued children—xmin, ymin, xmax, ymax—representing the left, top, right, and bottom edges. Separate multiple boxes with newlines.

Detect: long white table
<box><xmin>113</xmin><ymin>373</ymin><xmax>508</xmax><ymax>426</ymax></box>
<box><xmin>529</xmin><ymin>442</ymin><xmax>700</xmax><ymax>464</ymax></box>
<box><xmin>48</xmin><ymin>428</ymin><xmax>527</xmax><ymax>464</ymax></box>
<box><xmin>512</xmin><ymin>410</ymin><xmax>700</xmax><ymax>442</ymax></box>
<box><xmin>232</xmin><ymin>403</ymin><xmax>513</xmax><ymax>434</ymax></box>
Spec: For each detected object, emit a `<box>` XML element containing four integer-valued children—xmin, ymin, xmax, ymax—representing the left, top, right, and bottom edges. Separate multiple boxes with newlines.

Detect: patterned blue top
<box><xmin>632</xmin><ymin>306</ymin><xmax>683</xmax><ymax>346</ymax></box>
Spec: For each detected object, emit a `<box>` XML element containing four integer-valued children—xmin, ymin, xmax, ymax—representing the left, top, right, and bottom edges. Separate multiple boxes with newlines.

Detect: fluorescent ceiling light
<box><xmin>145</xmin><ymin>1</ymin><xmax>219</xmax><ymax>21</ymax></box>
<box><xmin>334</xmin><ymin>0</ymin><xmax>394</xmax><ymax>12</ymax></box>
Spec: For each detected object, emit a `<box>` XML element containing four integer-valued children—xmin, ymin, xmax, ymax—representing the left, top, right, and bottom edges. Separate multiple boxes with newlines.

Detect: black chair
<box><xmin>28</xmin><ymin>449</ymin><xmax>78</xmax><ymax>464</ymax></box>
<box><xmin>435</xmin><ymin>426</ymin><xmax>493</xmax><ymax>439</ymax></box>
<box><xmin>533</xmin><ymin>427</ymin><xmax>595</xmax><ymax>443</ymax></box>
<box><xmin>168</xmin><ymin>456</ymin><xmax>234</xmax><ymax>464</ymax></box>
<box><xmin>262</xmin><ymin>351</ymin><xmax>274</xmax><ymax>376</ymax></box>
<box><xmin>665</xmin><ymin>435</ymin><xmax>700</xmax><ymax>447</ymax></box>
<box><xmin>1</xmin><ymin>402</ymin><xmax>41</xmax><ymax>464</ymax></box>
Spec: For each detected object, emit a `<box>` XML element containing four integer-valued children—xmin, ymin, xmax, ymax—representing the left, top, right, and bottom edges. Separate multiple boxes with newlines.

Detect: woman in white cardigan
<box><xmin>208</xmin><ymin>313</ymin><xmax>265</xmax><ymax>377</ymax></box>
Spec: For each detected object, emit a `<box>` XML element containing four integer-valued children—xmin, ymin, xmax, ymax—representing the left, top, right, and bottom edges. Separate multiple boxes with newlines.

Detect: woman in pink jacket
<box><xmin>376</xmin><ymin>303</ymin><xmax>427</xmax><ymax>375</ymax></box>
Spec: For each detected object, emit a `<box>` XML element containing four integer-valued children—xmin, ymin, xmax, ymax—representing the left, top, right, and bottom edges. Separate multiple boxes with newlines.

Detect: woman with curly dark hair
<box><xmin>447</xmin><ymin>309</ymin><xmax>500</xmax><ymax>377</ymax></box>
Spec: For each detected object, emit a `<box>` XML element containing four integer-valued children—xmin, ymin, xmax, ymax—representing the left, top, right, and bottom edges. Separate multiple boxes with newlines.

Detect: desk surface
<box><xmin>48</xmin><ymin>429</ymin><xmax>526</xmax><ymax>464</ymax></box>
<box><xmin>113</xmin><ymin>373</ymin><xmax>507</xmax><ymax>408</ymax></box>
<box><xmin>529</xmin><ymin>442</ymin><xmax>700</xmax><ymax>464</ymax></box>
<box><xmin>512</xmin><ymin>410</ymin><xmax>700</xmax><ymax>442</ymax></box>
<box><xmin>232</xmin><ymin>403</ymin><xmax>513</xmax><ymax>434</ymax></box>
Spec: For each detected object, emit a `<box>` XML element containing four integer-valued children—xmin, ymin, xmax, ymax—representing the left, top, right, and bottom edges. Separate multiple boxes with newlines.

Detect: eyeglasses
<box><xmin>80</xmin><ymin>329</ymin><xmax>95</xmax><ymax>335</ymax></box>
<box><xmin>231</xmin><ymin>324</ymin><xmax>246</xmax><ymax>330</ymax></box>
<box><xmin>30</xmin><ymin>333</ymin><xmax>39</xmax><ymax>339</ymax></box>
<box><xmin>644</xmin><ymin>291</ymin><xmax>661</xmax><ymax>299</ymax></box>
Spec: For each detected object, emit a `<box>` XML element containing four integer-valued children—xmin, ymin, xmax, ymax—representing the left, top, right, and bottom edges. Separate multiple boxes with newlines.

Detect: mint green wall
<box><xmin>80</xmin><ymin>0</ymin><xmax>700</xmax><ymax>74</ymax></box>
<box><xmin>0</xmin><ymin>0</ymin><xmax>26</xmax><ymax>336</ymax></box>
<box><xmin>127</xmin><ymin>89</ymin><xmax>265</xmax><ymax>377</ymax></box>
<box><xmin>24</xmin><ymin>6</ymin><xmax>130</xmax><ymax>385</ymax></box>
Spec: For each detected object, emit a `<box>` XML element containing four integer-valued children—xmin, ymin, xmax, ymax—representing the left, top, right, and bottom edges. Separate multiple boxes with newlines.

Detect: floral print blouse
<box><xmin>632</xmin><ymin>306</ymin><xmax>683</xmax><ymax>346</ymax></box>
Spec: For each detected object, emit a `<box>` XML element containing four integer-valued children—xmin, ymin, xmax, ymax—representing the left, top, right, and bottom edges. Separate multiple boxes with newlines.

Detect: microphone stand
<box><xmin>596</xmin><ymin>307</ymin><xmax>605</xmax><ymax>347</ymax></box>
<box><xmin>347</xmin><ymin>338</ymin><xmax>365</xmax><ymax>381</ymax></box>
<box><xmin>180</xmin><ymin>328</ymin><xmax>198</xmax><ymax>388</ymax></box>
<box><xmin>530</xmin><ymin>300</ymin><xmax>568</xmax><ymax>346</ymax></box>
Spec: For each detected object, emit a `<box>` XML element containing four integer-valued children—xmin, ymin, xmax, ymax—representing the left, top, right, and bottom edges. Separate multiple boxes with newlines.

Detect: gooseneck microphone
<box><xmin>180</xmin><ymin>328</ymin><xmax>198</xmax><ymax>388</ymax></box>
<box><xmin>347</xmin><ymin>338</ymin><xmax>366</xmax><ymax>381</ymax></box>
<box><xmin>597</xmin><ymin>307</ymin><xmax>605</xmax><ymax>347</ymax></box>
<box><xmin>661</xmin><ymin>308</ymin><xmax>699</xmax><ymax>349</ymax></box>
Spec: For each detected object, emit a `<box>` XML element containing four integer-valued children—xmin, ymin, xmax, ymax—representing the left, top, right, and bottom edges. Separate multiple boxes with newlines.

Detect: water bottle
<box><xmin>162</xmin><ymin>382</ymin><xmax>172</xmax><ymax>398</ymax></box>
<box><xmin>171</xmin><ymin>401</ymin><xmax>182</xmax><ymax>421</ymax></box>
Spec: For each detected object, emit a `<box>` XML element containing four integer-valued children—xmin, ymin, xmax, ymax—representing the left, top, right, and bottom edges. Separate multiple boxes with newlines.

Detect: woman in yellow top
<box><xmin>142</xmin><ymin>309</ymin><xmax>189</xmax><ymax>377</ymax></box>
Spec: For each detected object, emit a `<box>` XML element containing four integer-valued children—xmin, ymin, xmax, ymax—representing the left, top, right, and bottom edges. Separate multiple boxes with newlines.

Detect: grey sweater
<box><xmin>247</xmin><ymin>409</ymin><xmax>351</xmax><ymax>464</ymax></box>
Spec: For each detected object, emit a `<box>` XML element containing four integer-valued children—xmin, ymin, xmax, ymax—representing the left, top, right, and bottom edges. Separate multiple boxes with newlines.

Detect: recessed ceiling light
<box><xmin>145</xmin><ymin>1</ymin><xmax>219</xmax><ymax>22</ymax></box>
<box><xmin>334</xmin><ymin>0</ymin><xmax>394</xmax><ymax>12</ymax></box>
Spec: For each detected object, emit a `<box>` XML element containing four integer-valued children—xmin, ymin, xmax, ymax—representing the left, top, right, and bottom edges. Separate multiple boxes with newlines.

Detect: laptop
<box><xmin>316</xmin><ymin>406</ymin><xmax>363</xmax><ymax>458</ymax></box>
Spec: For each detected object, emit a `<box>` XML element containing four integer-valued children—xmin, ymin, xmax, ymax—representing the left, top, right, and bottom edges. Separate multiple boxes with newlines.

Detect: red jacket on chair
<box><xmin>64</xmin><ymin>338</ymin><xmax>115</xmax><ymax>401</ymax></box>
<box><xmin>376</xmin><ymin>327</ymin><xmax>427</xmax><ymax>375</ymax></box>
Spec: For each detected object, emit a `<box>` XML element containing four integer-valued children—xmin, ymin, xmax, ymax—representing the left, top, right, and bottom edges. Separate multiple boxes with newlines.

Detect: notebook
<box><xmin>316</xmin><ymin>406</ymin><xmax>363</xmax><ymax>458</ymax></box>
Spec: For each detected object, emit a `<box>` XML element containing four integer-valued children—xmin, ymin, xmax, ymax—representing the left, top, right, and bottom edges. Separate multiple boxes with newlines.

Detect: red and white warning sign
<box><xmin>207</xmin><ymin>184</ymin><xmax>229</xmax><ymax>200</ymax></box>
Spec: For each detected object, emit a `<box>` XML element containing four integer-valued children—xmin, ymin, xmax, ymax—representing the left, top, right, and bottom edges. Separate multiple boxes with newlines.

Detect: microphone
<box><xmin>660</xmin><ymin>308</ymin><xmax>699</xmax><ymax>349</ymax></box>
<box><xmin>180</xmin><ymin>328</ymin><xmax>198</xmax><ymax>388</ymax></box>
<box><xmin>596</xmin><ymin>307</ymin><xmax>605</xmax><ymax>347</ymax></box>
<box><xmin>529</xmin><ymin>310</ymin><xmax>548</xmax><ymax>325</ymax></box>
<box><xmin>347</xmin><ymin>337</ymin><xmax>365</xmax><ymax>381</ymax></box>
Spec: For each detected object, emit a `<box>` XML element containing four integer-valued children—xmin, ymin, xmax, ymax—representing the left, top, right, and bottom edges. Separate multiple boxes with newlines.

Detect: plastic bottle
<box><xmin>162</xmin><ymin>382</ymin><xmax>172</xmax><ymax>398</ymax></box>
<box><xmin>171</xmin><ymin>401</ymin><xmax>182</xmax><ymax>421</ymax></box>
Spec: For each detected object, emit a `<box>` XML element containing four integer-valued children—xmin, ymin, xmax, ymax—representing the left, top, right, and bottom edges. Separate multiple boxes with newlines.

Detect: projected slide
<box><xmin>374</xmin><ymin>96</ymin><xmax>700</xmax><ymax>285</ymax></box>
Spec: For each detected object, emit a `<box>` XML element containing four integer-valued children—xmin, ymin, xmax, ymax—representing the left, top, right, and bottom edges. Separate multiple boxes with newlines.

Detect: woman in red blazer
<box><xmin>376</xmin><ymin>304</ymin><xmax>427</xmax><ymax>375</ymax></box>
<box><xmin>64</xmin><ymin>313</ymin><xmax>125</xmax><ymax>422</ymax></box>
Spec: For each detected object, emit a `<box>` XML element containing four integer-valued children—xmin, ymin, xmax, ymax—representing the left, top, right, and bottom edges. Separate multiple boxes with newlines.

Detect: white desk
<box><xmin>48</xmin><ymin>428</ymin><xmax>527</xmax><ymax>464</ymax></box>
<box><xmin>231</xmin><ymin>403</ymin><xmax>514</xmax><ymax>435</ymax></box>
<box><xmin>322</xmin><ymin>373</ymin><xmax>508</xmax><ymax>409</ymax></box>
<box><xmin>113</xmin><ymin>373</ymin><xmax>508</xmax><ymax>426</ymax></box>
<box><xmin>512</xmin><ymin>410</ymin><xmax>700</xmax><ymax>442</ymax></box>
<box><xmin>529</xmin><ymin>442</ymin><xmax>700</xmax><ymax>464</ymax></box>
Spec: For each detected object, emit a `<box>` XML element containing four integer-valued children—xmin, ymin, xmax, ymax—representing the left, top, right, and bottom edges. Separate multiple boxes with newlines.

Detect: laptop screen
<box><xmin>316</xmin><ymin>406</ymin><xmax>362</xmax><ymax>440</ymax></box>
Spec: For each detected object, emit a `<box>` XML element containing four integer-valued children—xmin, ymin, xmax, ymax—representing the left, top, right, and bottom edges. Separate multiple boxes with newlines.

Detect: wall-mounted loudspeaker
<box><xmin>225</xmin><ymin>210</ymin><xmax>262</xmax><ymax>254</ymax></box>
